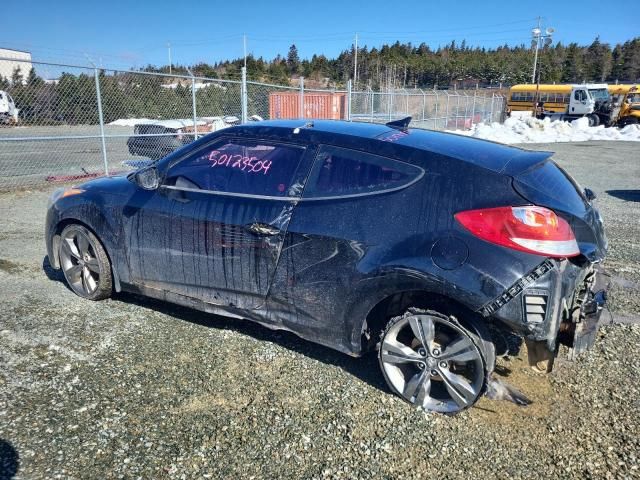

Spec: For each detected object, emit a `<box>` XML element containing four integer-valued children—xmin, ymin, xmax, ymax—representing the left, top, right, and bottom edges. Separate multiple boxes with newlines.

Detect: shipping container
<box><xmin>269</xmin><ymin>91</ymin><xmax>346</xmax><ymax>120</ymax></box>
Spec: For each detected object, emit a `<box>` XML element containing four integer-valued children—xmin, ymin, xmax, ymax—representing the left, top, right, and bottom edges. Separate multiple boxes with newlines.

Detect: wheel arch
<box><xmin>51</xmin><ymin>217</ymin><xmax>122</xmax><ymax>292</ymax></box>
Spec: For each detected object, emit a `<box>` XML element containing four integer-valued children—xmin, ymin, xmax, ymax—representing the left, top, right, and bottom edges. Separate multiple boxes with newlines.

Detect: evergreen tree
<box><xmin>11</xmin><ymin>66</ymin><xmax>23</xmax><ymax>85</ymax></box>
<box><xmin>286</xmin><ymin>44</ymin><xmax>300</xmax><ymax>75</ymax></box>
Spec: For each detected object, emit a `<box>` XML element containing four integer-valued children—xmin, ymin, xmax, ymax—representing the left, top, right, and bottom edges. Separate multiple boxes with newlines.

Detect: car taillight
<box><xmin>454</xmin><ymin>206</ymin><xmax>580</xmax><ymax>258</ymax></box>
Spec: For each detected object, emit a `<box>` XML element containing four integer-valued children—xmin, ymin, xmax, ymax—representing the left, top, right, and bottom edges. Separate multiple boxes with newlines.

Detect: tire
<box><xmin>58</xmin><ymin>224</ymin><xmax>112</xmax><ymax>301</ymax></box>
<box><xmin>378</xmin><ymin>308</ymin><xmax>494</xmax><ymax>414</ymax></box>
<box><xmin>588</xmin><ymin>114</ymin><xmax>600</xmax><ymax>127</ymax></box>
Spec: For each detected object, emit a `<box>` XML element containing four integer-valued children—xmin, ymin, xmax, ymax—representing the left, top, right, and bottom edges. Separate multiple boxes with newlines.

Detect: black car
<box><xmin>45</xmin><ymin>119</ymin><xmax>607</xmax><ymax>413</ymax></box>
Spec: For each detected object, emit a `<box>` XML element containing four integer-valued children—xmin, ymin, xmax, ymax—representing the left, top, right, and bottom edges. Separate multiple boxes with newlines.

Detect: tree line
<box><xmin>0</xmin><ymin>36</ymin><xmax>638</xmax><ymax>125</ymax></box>
<box><xmin>152</xmin><ymin>36</ymin><xmax>640</xmax><ymax>88</ymax></box>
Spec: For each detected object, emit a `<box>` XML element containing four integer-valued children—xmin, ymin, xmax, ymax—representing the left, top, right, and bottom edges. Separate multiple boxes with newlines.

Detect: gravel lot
<box><xmin>0</xmin><ymin>141</ymin><xmax>639</xmax><ymax>479</ymax></box>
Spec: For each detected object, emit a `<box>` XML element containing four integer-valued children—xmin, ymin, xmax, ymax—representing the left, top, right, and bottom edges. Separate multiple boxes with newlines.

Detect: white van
<box><xmin>0</xmin><ymin>90</ymin><xmax>19</xmax><ymax>124</ymax></box>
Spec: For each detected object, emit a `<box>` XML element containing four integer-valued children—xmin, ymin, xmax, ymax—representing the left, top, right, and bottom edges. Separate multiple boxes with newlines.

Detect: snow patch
<box><xmin>447</xmin><ymin>116</ymin><xmax>640</xmax><ymax>144</ymax></box>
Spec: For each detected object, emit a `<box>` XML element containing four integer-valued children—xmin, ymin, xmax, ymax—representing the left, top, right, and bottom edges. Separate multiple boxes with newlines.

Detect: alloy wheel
<box><xmin>59</xmin><ymin>227</ymin><xmax>102</xmax><ymax>296</ymax></box>
<box><xmin>379</xmin><ymin>312</ymin><xmax>485</xmax><ymax>413</ymax></box>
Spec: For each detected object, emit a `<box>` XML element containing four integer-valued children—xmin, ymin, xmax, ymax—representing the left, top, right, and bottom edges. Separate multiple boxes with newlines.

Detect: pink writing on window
<box><xmin>208</xmin><ymin>150</ymin><xmax>272</xmax><ymax>175</ymax></box>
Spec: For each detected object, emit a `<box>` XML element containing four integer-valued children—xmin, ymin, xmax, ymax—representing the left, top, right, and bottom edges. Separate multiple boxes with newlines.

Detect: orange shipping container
<box><xmin>269</xmin><ymin>91</ymin><xmax>346</xmax><ymax>120</ymax></box>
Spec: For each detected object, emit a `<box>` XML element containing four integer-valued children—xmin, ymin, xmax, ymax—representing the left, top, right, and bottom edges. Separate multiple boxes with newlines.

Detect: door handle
<box><xmin>245</xmin><ymin>222</ymin><xmax>281</xmax><ymax>236</ymax></box>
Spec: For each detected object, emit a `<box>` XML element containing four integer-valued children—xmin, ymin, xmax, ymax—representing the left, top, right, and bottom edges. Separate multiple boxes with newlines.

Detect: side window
<box><xmin>165</xmin><ymin>139</ymin><xmax>306</xmax><ymax>197</ymax></box>
<box><xmin>304</xmin><ymin>145</ymin><xmax>423</xmax><ymax>198</ymax></box>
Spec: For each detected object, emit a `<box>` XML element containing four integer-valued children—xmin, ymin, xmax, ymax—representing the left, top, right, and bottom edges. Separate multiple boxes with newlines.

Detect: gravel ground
<box><xmin>0</xmin><ymin>141</ymin><xmax>638</xmax><ymax>479</ymax></box>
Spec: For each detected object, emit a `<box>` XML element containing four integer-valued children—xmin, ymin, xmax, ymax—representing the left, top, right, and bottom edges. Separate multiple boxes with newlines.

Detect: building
<box><xmin>0</xmin><ymin>48</ymin><xmax>33</xmax><ymax>84</ymax></box>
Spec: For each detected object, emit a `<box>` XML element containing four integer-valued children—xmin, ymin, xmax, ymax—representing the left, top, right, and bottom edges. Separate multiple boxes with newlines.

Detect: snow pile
<box><xmin>448</xmin><ymin>116</ymin><xmax>640</xmax><ymax>144</ymax></box>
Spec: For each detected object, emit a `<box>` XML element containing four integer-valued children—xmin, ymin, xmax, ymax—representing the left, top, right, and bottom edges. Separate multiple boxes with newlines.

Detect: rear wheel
<box><xmin>58</xmin><ymin>224</ymin><xmax>112</xmax><ymax>300</ymax></box>
<box><xmin>378</xmin><ymin>309</ymin><xmax>490</xmax><ymax>413</ymax></box>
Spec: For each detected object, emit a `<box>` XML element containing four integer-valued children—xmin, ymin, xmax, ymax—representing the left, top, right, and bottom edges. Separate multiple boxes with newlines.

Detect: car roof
<box><xmin>228</xmin><ymin>119</ymin><xmax>552</xmax><ymax>176</ymax></box>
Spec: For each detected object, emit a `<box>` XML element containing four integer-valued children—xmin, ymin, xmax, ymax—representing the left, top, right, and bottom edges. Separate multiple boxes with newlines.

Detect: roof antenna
<box><xmin>386</xmin><ymin>116</ymin><xmax>412</xmax><ymax>130</ymax></box>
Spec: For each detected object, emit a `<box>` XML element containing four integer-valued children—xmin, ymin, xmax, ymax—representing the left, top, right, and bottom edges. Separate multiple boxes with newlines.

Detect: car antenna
<box><xmin>293</xmin><ymin>121</ymin><xmax>314</xmax><ymax>134</ymax></box>
<box><xmin>386</xmin><ymin>116</ymin><xmax>412</xmax><ymax>130</ymax></box>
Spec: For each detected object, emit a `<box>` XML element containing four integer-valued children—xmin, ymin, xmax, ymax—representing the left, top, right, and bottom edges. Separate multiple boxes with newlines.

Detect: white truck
<box><xmin>540</xmin><ymin>84</ymin><xmax>612</xmax><ymax>126</ymax></box>
<box><xmin>0</xmin><ymin>90</ymin><xmax>19</xmax><ymax>124</ymax></box>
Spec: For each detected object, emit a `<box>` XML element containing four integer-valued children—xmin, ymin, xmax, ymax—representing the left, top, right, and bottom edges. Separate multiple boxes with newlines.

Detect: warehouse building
<box><xmin>0</xmin><ymin>48</ymin><xmax>33</xmax><ymax>84</ymax></box>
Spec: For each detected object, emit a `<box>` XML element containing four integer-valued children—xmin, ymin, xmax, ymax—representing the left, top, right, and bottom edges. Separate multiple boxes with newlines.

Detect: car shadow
<box><xmin>113</xmin><ymin>290</ymin><xmax>389</xmax><ymax>392</ymax></box>
<box><xmin>0</xmin><ymin>439</ymin><xmax>19</xmax><ymax>479</ymax></box>
<box><xmin>606</xmin><ymin>189</ymin><xmax>640</xmax><ymax>202</ymax></box>
<box><xmin>42</xmin><ymin>255</ymin><xmax>519</xmax><ymax>395</ymax></box>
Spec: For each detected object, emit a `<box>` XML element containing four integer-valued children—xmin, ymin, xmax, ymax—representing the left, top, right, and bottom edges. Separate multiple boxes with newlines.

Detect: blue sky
<box><xmin>2</xmin><ymin>0</ymin><xmax>638</xmax><ymax>72</ymax></box>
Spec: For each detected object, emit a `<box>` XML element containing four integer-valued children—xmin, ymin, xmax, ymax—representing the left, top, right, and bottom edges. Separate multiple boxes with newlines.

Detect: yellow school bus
<box><xmin>608</xmin><ymin>84</ymin><xmax>640</xmax><ymax>126</ymax></box>
<box><xmin>507</xmin><ymin>83</ymin><xmax>612</xmax><ymax>126</ymax></box>
<box><xmin>508</xmin><ymin>84</ymin><xmax>572</xmax><ymax>114</ymax></box>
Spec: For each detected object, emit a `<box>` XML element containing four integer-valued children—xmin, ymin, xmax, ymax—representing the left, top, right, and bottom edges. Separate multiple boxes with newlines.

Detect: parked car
<box><xmin>0</xmin><ymin>90</ymin><xmax>19</xmax><ymax>124</ymax></box>
<box><xmin>45</xmin><ymin>118</ymin><xmax>608</xmax><ymax>413</ymax></box>
<box><xmin>126</xmin><ymin>116</ymin><xmax>241</xmax><ymax>159</ymax></box>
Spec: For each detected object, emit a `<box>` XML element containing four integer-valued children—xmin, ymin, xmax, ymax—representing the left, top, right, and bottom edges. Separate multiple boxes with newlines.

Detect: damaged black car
<box><xmin>45</xmin><ymin>118</ymin><xmax>608</xmax><ymax>413</ymax></box>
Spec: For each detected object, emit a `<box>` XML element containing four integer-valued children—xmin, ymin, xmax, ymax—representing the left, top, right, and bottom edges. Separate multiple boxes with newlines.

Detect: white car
<box><xmin>0</xmin><ymin>90</ymin><xmax>19</xmax><ymax>124</ymax></box>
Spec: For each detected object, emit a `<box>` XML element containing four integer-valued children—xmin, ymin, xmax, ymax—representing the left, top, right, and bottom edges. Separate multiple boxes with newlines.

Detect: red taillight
<box><xmin>455</xmin><ymin>206</ymin><xmax>580</xmax><ymax>258</ymax></box>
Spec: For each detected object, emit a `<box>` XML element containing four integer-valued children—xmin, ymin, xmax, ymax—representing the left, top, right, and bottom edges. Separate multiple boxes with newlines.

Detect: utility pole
<box><xmin>168</xmin><ymin>42</ymin><xmax>172</xmax><ymax>74</ymax></box>
<box><xmin>531</xmin><ymin>18</ymin><xmax>554</xmax><ymax>84</ymax></box>
<box><xmin>243</xmin><ymin>34</ymin><xmax>247</xmax><ymax>69</ymax></box>
<box><xmin>353</xmin><ymin>33</ymin><xmax>358</xmax><ymax>89</ymax></box>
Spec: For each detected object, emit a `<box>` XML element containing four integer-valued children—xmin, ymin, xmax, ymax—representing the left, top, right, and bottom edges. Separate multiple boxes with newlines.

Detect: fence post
<box><xmin>433</xmin><ymin>90</ymin><xmax>439</xmax><ymax>129</ymax></box>
<box><xmin>370</xmin><ymin>88</ymin><xmax>374</xmax><ymax>122</ymax></box>
<box><xmin>471</xmin><ymin>92</ymin><xmax>476</xmax><ymax>126</ymax></box>
<box><xmin>94</xmin><ymin>68</ymin><xmax>109</xmax><ymax>176</ymax></box>
<box><xmin>445</xmin><ymin>92</ymin><xmax>450</xmax><ymax>129</ymax></box>
<box><xmin>191</xmin><ymin>74</ymin><xmax>198</xmax><ymax>139</ymax></box>
<box><xmin>241</xmin><ymin>66</ymin><xmax>248</xmax><ymax>123</ymax></box>
<box><xmin>421</xmin><ymin>89</ymin><xmax>426</xmax><ymax>122</ymax></box>
<box><xmin>299</xmin><ymin>76</ymin><xmax>305</xmax><ymax>119</ymax></box>
<box><xmin>347</xmin><ymin>80</ymin><xmax>352</xmax><ymax>121</ymax></box>
<box><xmin>387</xmin><ymin>90</ymin><xmax>392</xmax><ymax>121</ymax></box>
<box><xmin>490</xmin><ymin>94</ymin><xmax>495</xmax><ymax>123</ymax></box>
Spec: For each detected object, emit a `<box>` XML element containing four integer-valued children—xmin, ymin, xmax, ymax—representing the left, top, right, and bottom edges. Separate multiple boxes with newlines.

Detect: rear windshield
<box><xmin>514</xmin><ymin>160</ymin><xmax>587</xmax><ymax>214</ymax></box>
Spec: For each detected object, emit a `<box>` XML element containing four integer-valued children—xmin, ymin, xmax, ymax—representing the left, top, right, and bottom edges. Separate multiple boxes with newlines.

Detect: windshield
<box><xmin>588</xmin><ymin>88</ymin><xmax>609</xmax><ymax>101</ymax></box>
<box><xmin>627</xmin><ymin>93</ymin><xmax>640</xmax><ymax>104</ymax></box>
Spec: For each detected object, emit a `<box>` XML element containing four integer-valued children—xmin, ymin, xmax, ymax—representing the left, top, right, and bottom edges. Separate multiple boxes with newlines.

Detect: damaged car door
<box><xmin>124</xmin><ymin>137</ymin><xmax>313</xmax><ymax>309</ymax></box>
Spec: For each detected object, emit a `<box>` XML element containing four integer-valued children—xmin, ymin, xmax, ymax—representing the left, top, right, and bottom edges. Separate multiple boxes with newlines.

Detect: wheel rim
<box><xmin>59</xmin><ymin>228</ymin><xmax>101</xmax><ymax>296</ymax></box>
<box><xmin>379</xmin><ymin>313</ymin><xmax>485</xmax><ymax>413</ymax></box>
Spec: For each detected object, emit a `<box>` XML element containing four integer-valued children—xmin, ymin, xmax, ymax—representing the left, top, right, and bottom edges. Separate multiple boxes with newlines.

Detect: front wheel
<box><xmin>588</xmin><ymin>114</ymin><xmax>600</xmax><ymax>127</ymax></box>
<box><xmin>58</xmin><ymin>224</ymin><xmax>113</xmax><ymax>300</ymax></box>
<box><xmin>378</xmin><ymin>309</ymin><xmax>489</xmax><ymax>413</ymax></box>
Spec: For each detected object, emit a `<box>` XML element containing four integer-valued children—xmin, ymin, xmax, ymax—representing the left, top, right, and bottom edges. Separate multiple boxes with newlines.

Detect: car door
<box><xmin>123</xmin><ymin>136</ymin><xmax>313</xmax><ymax>310</ymax></box>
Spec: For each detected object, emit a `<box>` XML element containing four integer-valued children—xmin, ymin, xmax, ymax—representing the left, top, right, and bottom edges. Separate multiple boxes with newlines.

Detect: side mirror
<box><xmin>133</xmin><ymin>166</ymin><xmax>160</xmax><ymax>190</ymax></box>
<box><xmin>584</xmin><ymin>188</ymin><xmax>597</xmax><ymax>202</ymax></box>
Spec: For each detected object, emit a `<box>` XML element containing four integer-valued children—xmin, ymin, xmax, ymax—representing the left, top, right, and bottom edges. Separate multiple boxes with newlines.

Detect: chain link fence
<box><xmin>0</xmin><ymin>57</ymin><xmax>506</xmax><ymax>189</ymax></box>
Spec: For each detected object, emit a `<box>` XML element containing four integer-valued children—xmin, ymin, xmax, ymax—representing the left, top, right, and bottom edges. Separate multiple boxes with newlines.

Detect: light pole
<box><xmin>531</xmin><ymin>19</ymin><xmax>554</xmax><ymax>84</ymax></box>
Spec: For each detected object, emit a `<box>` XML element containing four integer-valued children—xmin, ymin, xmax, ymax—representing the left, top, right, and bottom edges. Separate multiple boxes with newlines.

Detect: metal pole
<box><xmin>445</xmin><ymin>93</ymin><xmax>450</xmax><ymax>129</ymax></box>
<box><xmin>370</xmin><ymin>89</ymin><xmax>374</xmax><ymax>122</ymax></box>
<box><xmin>168</xmin><ymin>43</ymin><xmax>172</xmax><ymax>75</ymax></box>
<box><xmin>347</xmin><ymin>79</ymin><xmax>352</xmax><ymax>121</ymax></box>
<box><xmin>241</xmin><ymin>66</ymin><xmax>248</xmax><ymax>123</ymax></box>
<box><xmin>434</xmin><ymin>90</ymin><xmax>439</xmax><ymax>129</ymax></box>
<box><xmin>353</xmin><ymin>33</ymin><xmax>358</xmax><ymax>89</ymax></box>
<box><xmin>388</xmin><ymin>90</ymin><xmax>392</xmax><ymax>121</ymax></box>
<box><xmin>471</xmin><ymin>92</ymin><xmax>476</xmax><ymax>125</ymax></box>
<box><xmin>490</xmin><ymin>94</ymin><xmax>495</xmax><ymax>122</ymax></box>
<box><xmin>532</xmin><ymin>17</ymin><xmax>541</xmax><ymax>83</ymax></box>
<box><xmin>94</xmin><ymin>68</ymin><xmax>109</xmax><ymax>175</ymax></box>
<box><xmin>191</xmin><ymin>75</ymin><xmax>198</xmax><ymax>139</ymax></box>
<box><xmin>299</xmin><ymin>76</ymin><xmax>305</xmax><ymax>119</ymax></box>
<box><xmin>421</xmin><ymin>89</ymin><xmax>426</xmax><ymax>122</ymax></box>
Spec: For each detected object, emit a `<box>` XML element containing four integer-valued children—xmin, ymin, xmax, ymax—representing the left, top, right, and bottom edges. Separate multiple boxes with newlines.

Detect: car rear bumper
<box><xmin>484</xmin><ymin>258</ymin><xmax>608</xmax><ymax>355</ymax></box>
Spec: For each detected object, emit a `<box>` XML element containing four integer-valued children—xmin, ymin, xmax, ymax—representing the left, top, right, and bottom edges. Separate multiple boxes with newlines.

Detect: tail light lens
<box><xmin>455</xmin><ymin>206</ymin><xmax>580</xmax><ymax>258</ymax></box>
